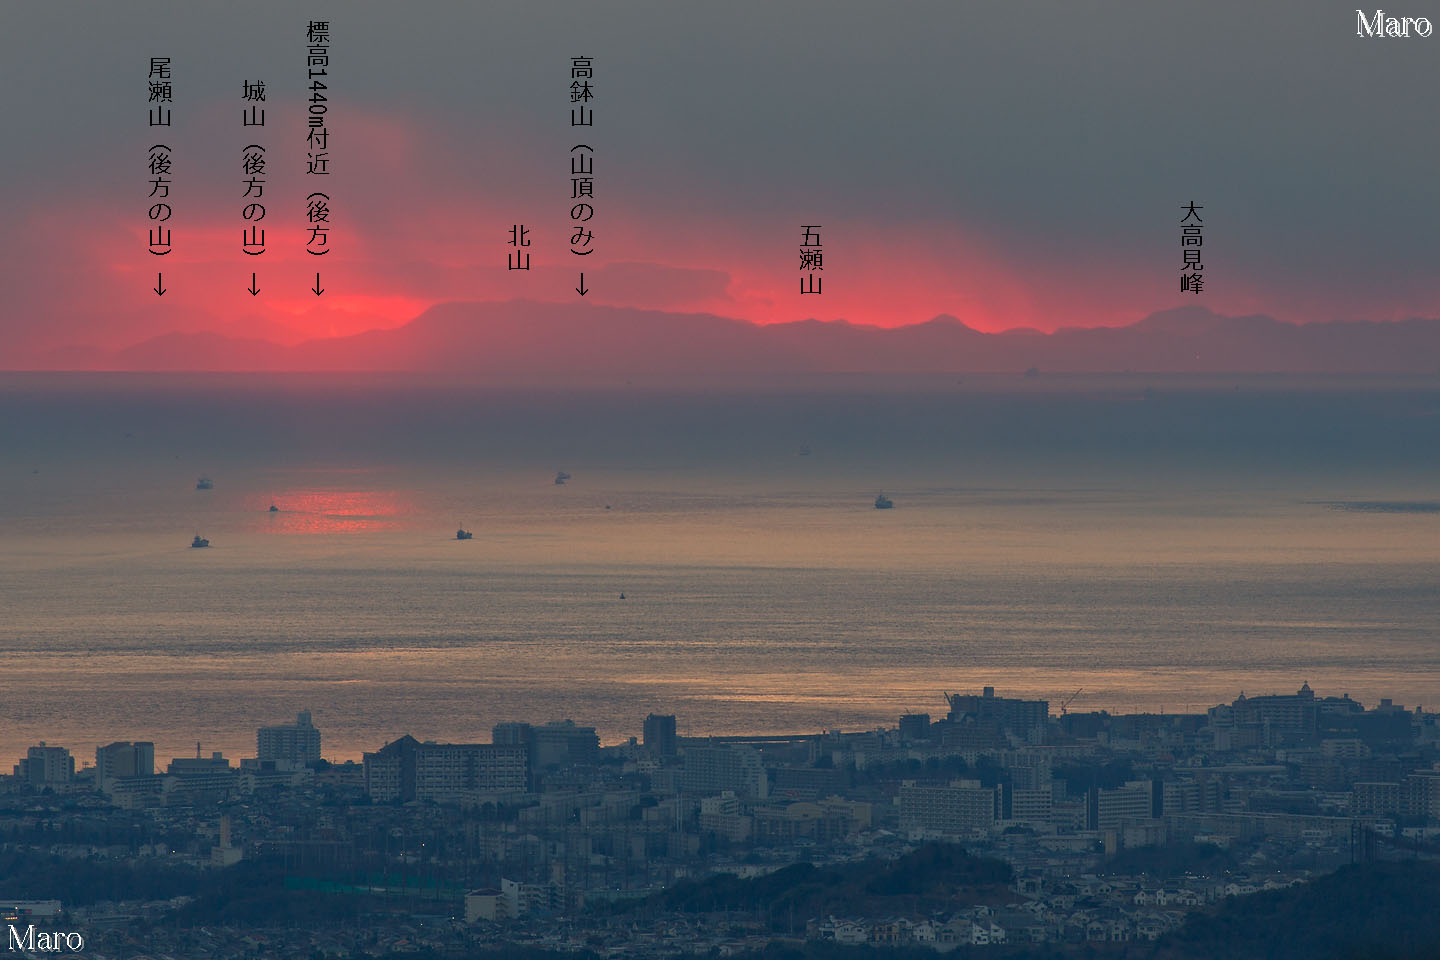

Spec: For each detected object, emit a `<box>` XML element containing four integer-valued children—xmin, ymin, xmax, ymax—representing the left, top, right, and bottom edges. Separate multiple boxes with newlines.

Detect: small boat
<box><xmin>619</xmin><ymin>592</ymin><xmax>626</xmax><ymax>600</ymax></box>
<box><xmin>191</xmin><ymin>534</ymin><xmax>211</xmax><ymax>548</ymax></box>
<box><xmin>196</xmin><ymin>477</ymin><xmax>214</xmax><ymax>490</ymax></box>
<box><xmin>268</xmin><ymin>504</ymin><xmax>279</xmax><ymax>512</ymax></box>
<box><xmin>456</xmin><ymin>527</ymin><xmax>473</xmax><ymax>540</ymax></box>
<box><xmin>554</xmin><ymin>471</ymin><xmax>572</xmax><ymax>485</ymax></box>
<box><xmin>874</xmin><ymin>493</ymin><xmax>894</xmax><ymax>510</ymax></box>
<box><xmin>797</xmin><ymin>445</ymin><xmax>812</xmax><ymax>457</ymax></box>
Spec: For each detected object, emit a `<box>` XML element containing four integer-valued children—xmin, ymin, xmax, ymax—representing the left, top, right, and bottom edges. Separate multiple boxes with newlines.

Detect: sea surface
<box><xmin>2</xmin><ymin>372</ymin><xmax>1438</xmax><ymax>765</ymax></box>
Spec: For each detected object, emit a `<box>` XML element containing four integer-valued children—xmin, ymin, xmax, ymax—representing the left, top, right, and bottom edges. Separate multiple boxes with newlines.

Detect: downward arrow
<box><xmin>248</xmin><ymin>272</ymin><xmax>260</xmax><ymax>296</ymax></box>
<box><xmin>312</xmin><ymin>272</ymin><xmax>324</xmax><ymax>296</ymax></box>
<box><xmin>576</xmin><ymin>272</ymin><xmax>588</xmax><ymax>296</ymax></box>
<box><xmin>154</xmin><ymin>272</ymin><xmax>166</xmax><ymax>297</ymax></box>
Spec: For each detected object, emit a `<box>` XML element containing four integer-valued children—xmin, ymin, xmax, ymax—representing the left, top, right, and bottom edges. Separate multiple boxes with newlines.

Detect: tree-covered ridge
<box><xmin>620</xmin><ymin>843</ymin><xmax>1014</xmax><ymax>925</ymax></box>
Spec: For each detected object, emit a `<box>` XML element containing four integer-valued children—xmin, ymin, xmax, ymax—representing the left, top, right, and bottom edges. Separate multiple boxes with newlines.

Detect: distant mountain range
<box><xmin>28</xmin><ymin>302</ymin><xmax>1440</xmax><ymax>374</ymax></box>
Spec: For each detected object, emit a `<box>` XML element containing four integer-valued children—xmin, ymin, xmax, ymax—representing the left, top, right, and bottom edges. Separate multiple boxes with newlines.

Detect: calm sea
<box><xmin>2</xmin><ymin>372</ymin><xmax>1438</xmax><ymax>765</ymax></box>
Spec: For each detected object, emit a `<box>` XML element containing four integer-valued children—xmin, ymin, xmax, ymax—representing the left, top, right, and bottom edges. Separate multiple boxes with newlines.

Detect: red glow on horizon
<box><xmin>251</xmin><ymin>489</ymin><xmax>413</xmax><ymax>534</ymax></box>
<box><xmin>10</xmin><ymin>100</ymin><xmax>1438</xmax><ymax>367</ymax></box>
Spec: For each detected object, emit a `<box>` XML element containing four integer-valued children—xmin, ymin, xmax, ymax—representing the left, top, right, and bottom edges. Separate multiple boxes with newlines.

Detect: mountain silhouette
<box><xmin>29</xmin><ymin>301</ymin><xmax>1440</xmax><ymax>374</ymax></box>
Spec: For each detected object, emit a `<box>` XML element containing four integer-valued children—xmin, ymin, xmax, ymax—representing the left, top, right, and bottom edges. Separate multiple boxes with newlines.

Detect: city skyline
<box><xmin>6</xmin><ymin>671</ymin><xmax>1438</xmax><ymax>956</ymax></box>
<box><xmin>11</xmin><ymin>679</ymin><xmax>1422</xmax><ymax>774</ymax></box>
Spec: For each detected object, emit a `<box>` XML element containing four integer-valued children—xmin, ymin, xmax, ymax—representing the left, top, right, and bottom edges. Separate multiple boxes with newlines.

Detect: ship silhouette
<box><xmin>874</xmin><ymin>493</ymin><xmax>894</xmax><ymax>510</ymax></box>
<box><xmin>191</xmin><ymin>534</ymin><xmax>210</xmax><ymax>548</ymax></box>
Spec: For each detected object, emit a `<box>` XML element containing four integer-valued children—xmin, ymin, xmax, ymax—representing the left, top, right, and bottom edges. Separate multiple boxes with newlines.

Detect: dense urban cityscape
<box><xmin>5</xmin><ymin>682</ymin><xmax>1440</xmax><ymax>958</ymax></box>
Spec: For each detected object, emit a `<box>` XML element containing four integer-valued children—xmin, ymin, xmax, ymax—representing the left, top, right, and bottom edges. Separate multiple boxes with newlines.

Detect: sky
<box><xmin>3</xmin><ymin>1</ymin><xmax>1440</xmax><ymax>363</ymax></box>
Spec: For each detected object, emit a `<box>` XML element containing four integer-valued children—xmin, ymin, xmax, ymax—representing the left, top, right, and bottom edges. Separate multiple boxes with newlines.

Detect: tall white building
<box><xmin>257</xmin><ymin>710</ymin><xmax>322</xmax><ymax>766</ymax></box>
<box><xmin>415</xmin><ymin>743</ymin><xmax>528</xmax><ymax>802</ymax></box>
<box><xmin>15</xmin><ymin>744</ymin><xmax>74</xmax><ymax>785</ymax></box>
<box><xmin>96</xmin><ymin>741</ymin><xmax>155</xmax><ymax>786</ymax></box>
<box><xmin>899</xmin><ymin>779</ymin><xmax>999</xmax><ymax>835</ymax></box>
<box><xmin>363</xmin><ymin>735</ymin><xmax>528</xmax><ymax>803</ymax></box>
<box><xmin>679</xmin><ymin>744</ymin><xmax>768</xmax><ymax>799</ymax></box>
<box><xmin>1091</xmin><ymin>779</ymin><xmax>1155</xmax><ymax>830</ymax></box>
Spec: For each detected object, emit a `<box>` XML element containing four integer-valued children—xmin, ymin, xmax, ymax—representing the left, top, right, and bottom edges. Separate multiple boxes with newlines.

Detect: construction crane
<box><xmin>1059</xmin><ymin>688</ymin><xmax>1083</xmax><ymax>716</ymax></box>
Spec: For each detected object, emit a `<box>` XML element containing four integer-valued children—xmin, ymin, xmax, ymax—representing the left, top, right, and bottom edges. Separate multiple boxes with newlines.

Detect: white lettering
<box><xmin>1356</xmin><ymin>9</ymin><xmax>1430</xmax><ymax>35</ymax></box>
<box><xmin>1357</xmin><ymin>8</ymin><xmax>1384</xmax><ymax>36</ymax></box>
<box><xmin>7</xmin><ymin>925</ymin><xmax>35</xmax><ymax>951</ymax></box>
<box><xmin>5</xmin><ymin>926</ymin><xmax>82</xmax><ymax>953</ymax></box>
